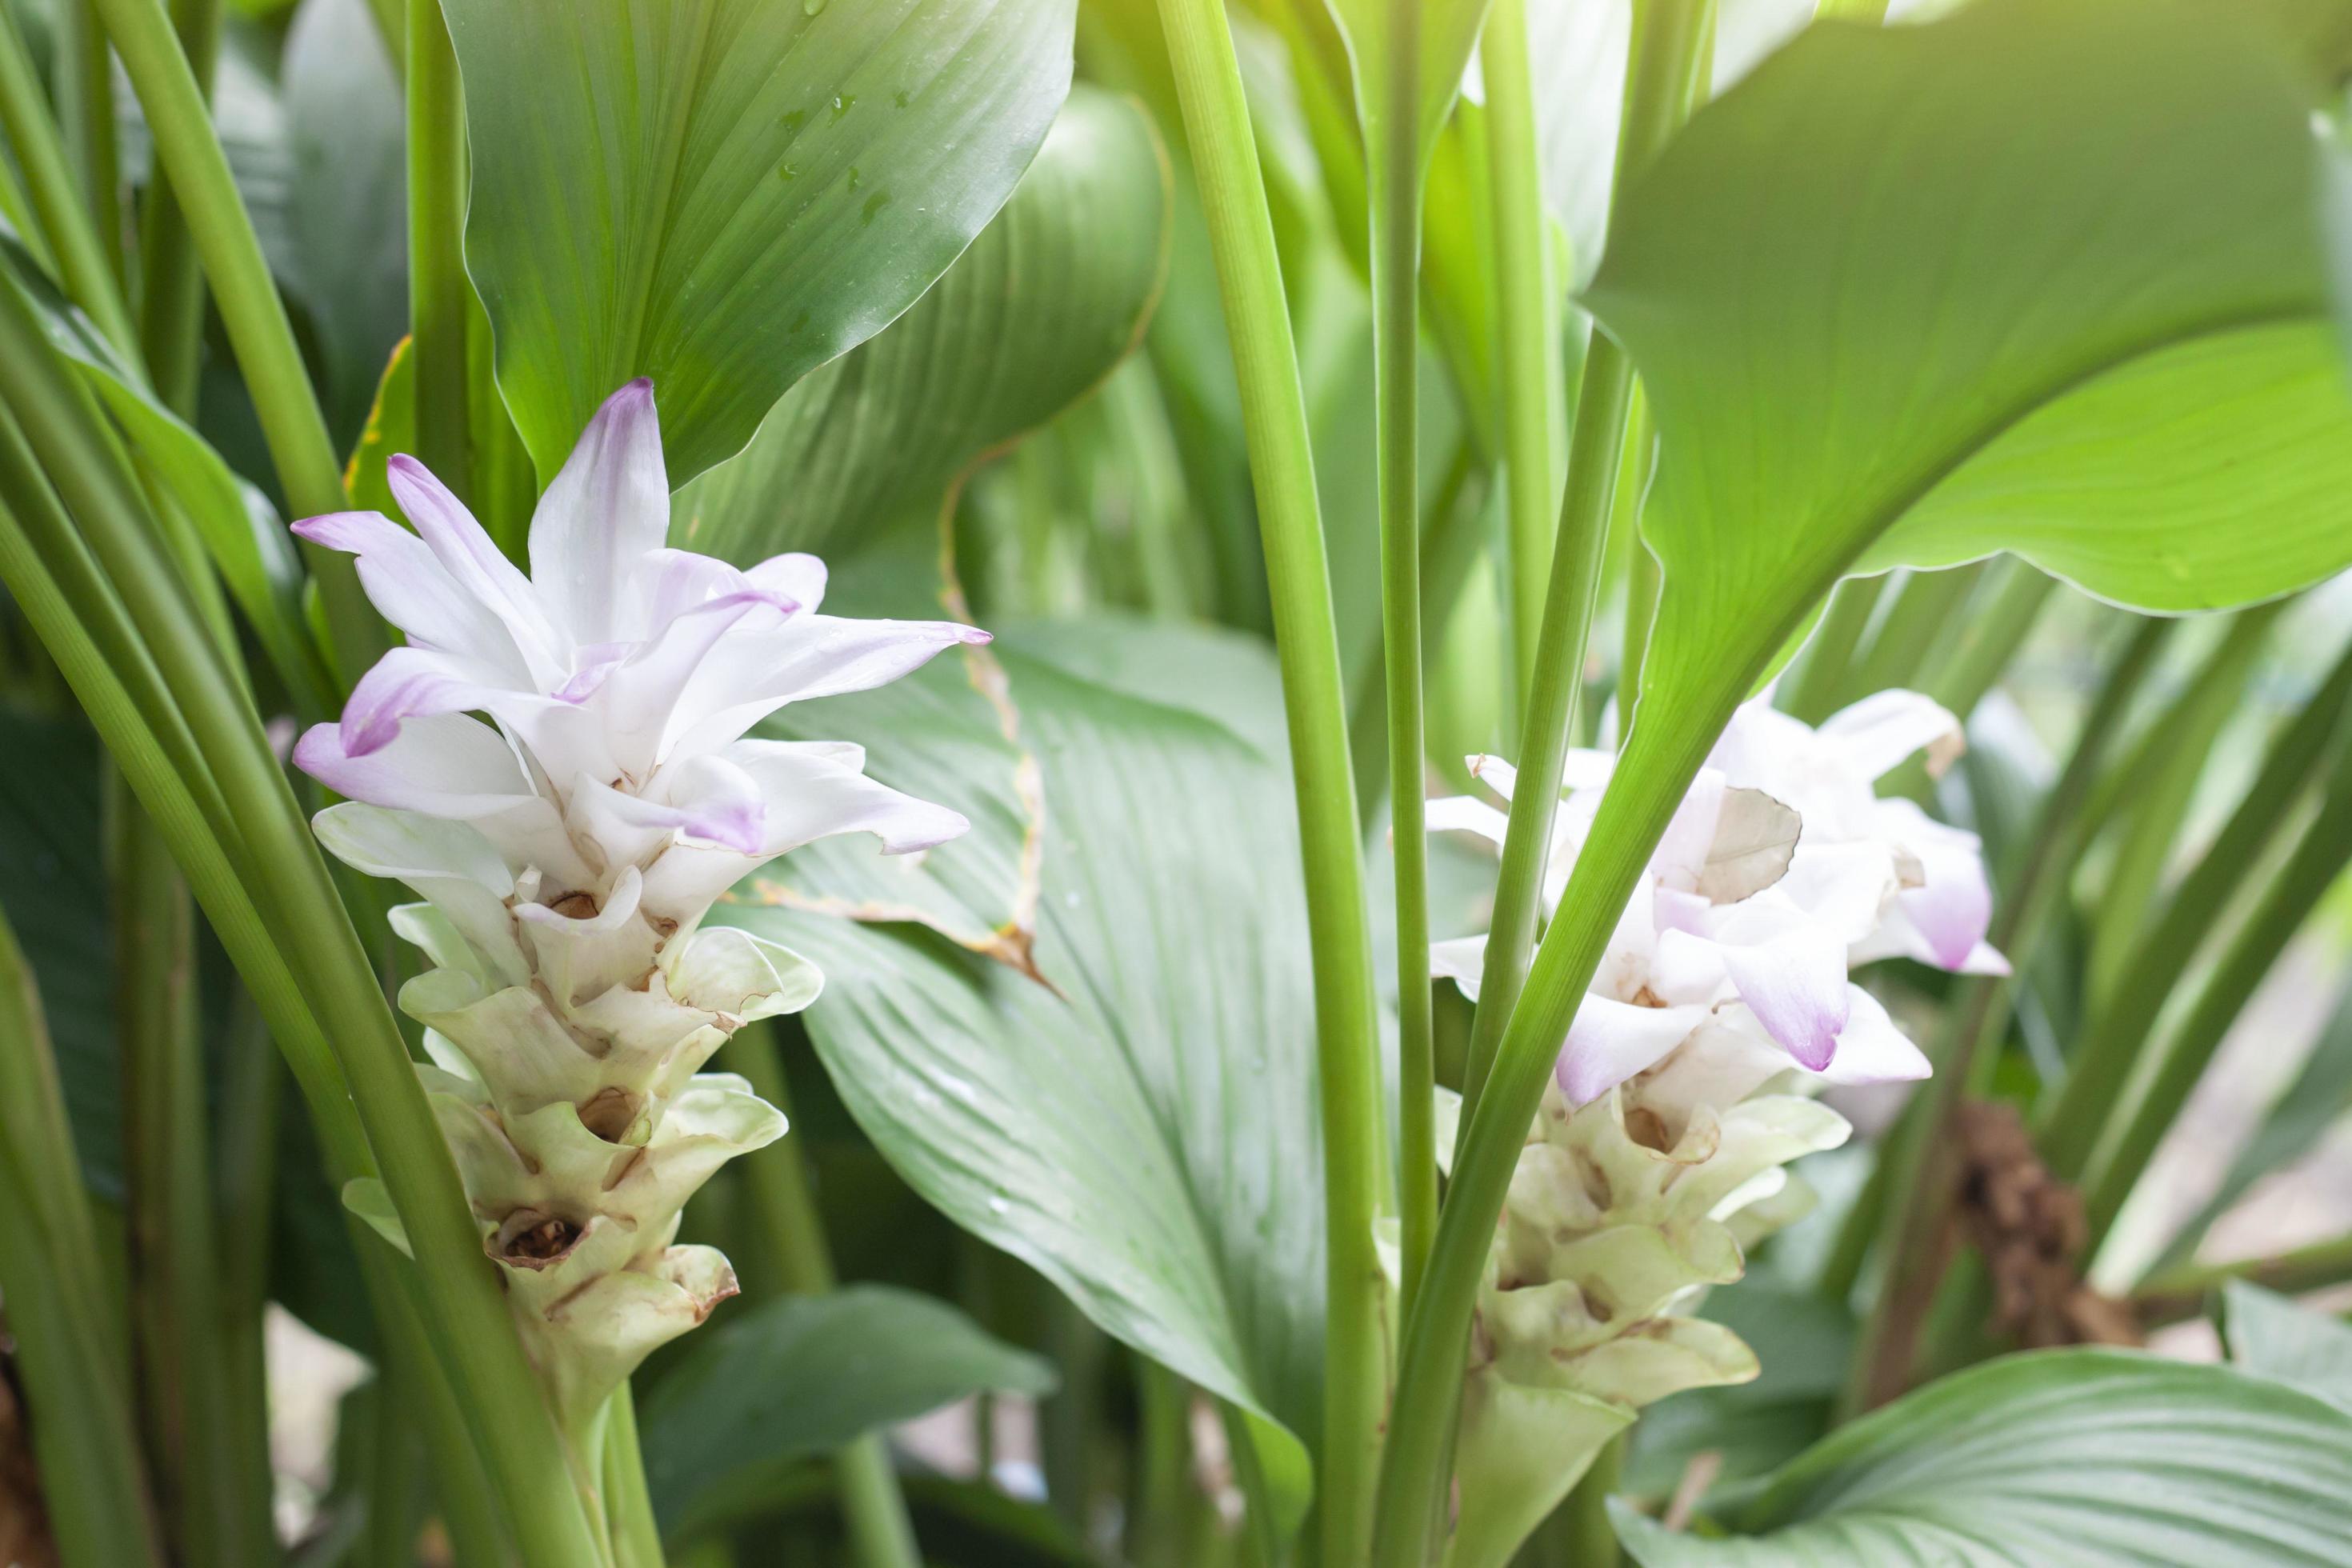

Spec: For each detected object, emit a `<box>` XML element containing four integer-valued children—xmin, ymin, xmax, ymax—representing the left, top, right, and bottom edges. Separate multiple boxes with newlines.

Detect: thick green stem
<box><xmin>1613</xmin><ymin>388</ymin><xmax>1657</xmax><ymax>714</ymax></box>
<box><xmin>133</xmin><ymin>0</ymin><xmax>222</xmax><ymax>417</ymax></box>
<box><xmin>1778</xmin><ymin>576</ymin><xmax>1884</xmax><ymax>725</ymax></box>
<box><xmin>84</xmin><ymin>0</ymin><xmax>382</xmax><ymax>678</ymax></box>
<box><xmin>0</xmin><ymin>908</ymin><xmax>167</xmax><ymax>1567</ymax></box>
<box><xmin>1374</xmin><ymin>662</ymin><xmax>1746</xmax><ymax>1567</ymax></box>
<box><xmin>1482</xmin><ymin>0</ymin><xmax>1559</xmax><ymax>710</ymax></box>
<box><xmin>211</xmin><ymin>992</ymin><xmax>283</xmax><ymax>1565</ymax></box>
<box><xmin>1840</xmin><ymin>617</ymin><xmax>2170</xmax><ymax>1416</ymax></box>
<box><xmin>111</xmin><ymin>783</ymin><xmax>270</xmax><ymax>1567</ymax></box>
<box><xmin>58</xmin><ymin>0</ymin><xmax>122</xmax><ymax>281</ymax></box>
<box><xmin>1369</xmin><ymin>0</ymin><xmax>1436</xmax><ymax>1317</ymax></box>
<box><xmin>409</xmin><ymin>0</ymin><xmax>473</xmax><ymax>502</ymax></box>
<box><xmin>1153</xmin><ymin>1</ymin><xmax>1389</xmax><ymax>1558</ymax></box>
<box><xmin>2038</xmin><ymin>632</ymin><xmax>2352</xmax><ymax>1178</ymax></box>
<box><xmin>1458</xmin><ymin>0</ymin><xmax>1714</xmax><ymax>1119</ymax></box>
<box><xmin>602</xmin><ymin>1386</ymin><xmax>668</xmax><ymax>1568</ymax></box>
<box><xmin>0</xmin><ymin>308</ymin><xmax>607</xmax><ymax>1566</ymax></box>
<box><xmin>734</xmin><ymin>1029</ymin><xmax>921</xmax><ymax>1568</ymax></box>
<box><xmin>2080</xmin><ymin>763</ymin><xmax>2352</xmax><ymax>1249</ymax></box>
<box><xmin>0</xmin><ymin>4</ymin><xmax>139</xmax><ymax>354</ymax></box>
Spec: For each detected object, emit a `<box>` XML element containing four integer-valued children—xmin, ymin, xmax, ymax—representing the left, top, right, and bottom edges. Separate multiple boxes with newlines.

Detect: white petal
<box><xmin>385</xmin><ymin>455</ymin><xmax>565</xmax><ymax>682</ymax></box>
<box><xmin>297</xmin><ymin>711</ymin><xmax>532</xmax><ymax>815</ymax></box>
<box><xmin>1807</xmin><ymin>987</ymin><xmax>1932</xmax><ymax>1086</ymax></box>
<box><xmin>663</xmin><ymin>613</ymin><xmax>990</xmax><ymax>762</ymax></box>
<box><xmin>1431</xmin><ymin>934</ymin><xmax>1489</xmax><ymax>1002</ymax></box>
<box><xmin>1716</xmin><ymin>922</ymin><xmax>1851</xmax><ymax>1071</ymax></box>
<box><xmin>745</xmin><ymin>552</ymin><xmax>826</xmax><ymax>612</ymax></box>
<box><xmin>313</xmin><ymin>802</ymin><xmax>527</xmax><ymax>984</ymax></box>
<box><xmin>1427</xmin><ymin>795</ymin><xmax>1511</xmax><ymax>850</ymax></box>
<box><xmin>1696</xmin><ymin>786</ymin><xmax>1800</xmax><ymax>903</ymax></box>
<box><xmin>292</xmin><ymin>510</ymin><xmax>534</xmax><ymax>678</ymax></box>
<box><xmin>1820</xmin><ymin>689</ymin><xmax>1963</xmax><ymax>781</ymax></box>
<box><xmin>528</xmin><ymin>379</ymin><xmax>671</xmax><ymax>645</ymax></box>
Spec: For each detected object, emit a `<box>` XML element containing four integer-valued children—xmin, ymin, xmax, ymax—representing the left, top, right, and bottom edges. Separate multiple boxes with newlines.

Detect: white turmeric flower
<box><xmin>1418</xmin><ymin>688</ymin><xmax>2005</xmax><ymax>1566</ymax></box>
<box><xmin>298</xmin><ymin>380</ymin><xmax>981</xmax><ymax>1424</ymax></box>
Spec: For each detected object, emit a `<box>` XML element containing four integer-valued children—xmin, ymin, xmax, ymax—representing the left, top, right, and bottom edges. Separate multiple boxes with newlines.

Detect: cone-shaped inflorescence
<box><xmin>297</xmin><ymin>380</ymin><xmax>985</xmax><ymax>1426</ymax></box>
<box><xmin>1420</xmin><ymin>690</ymin><xmax>2005</xmax><ymax>1566</ymax></box>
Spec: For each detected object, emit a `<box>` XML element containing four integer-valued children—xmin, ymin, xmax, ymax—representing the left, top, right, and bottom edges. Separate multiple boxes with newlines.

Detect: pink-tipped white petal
<box><xmin>1807</xmin><ymin>987</ymin><xmax>1932</xmax><ymax>1086</ymax></box>
<box><xmin>1716</xmin><ymin>922</ymin><xmax>1851</xmax><ymax>1071</ymax></box>
<box><xmin>385</xmin><ymin>455</ymin><xmax>564</xmax><ymax>682</ymax></box>
<box><xmin>293</xmin><ymin>510</ymin><xmax>533</xmax><ymax>678</ymax></box>
<box><xmin>1557</xmin><ymin>996</ymin><xmax>1711</xmax><ymax>1106</ymax></box>
<box><xmin>297</xmin><ymin>710</ymin><xmax>533</xmax><ymax>814</ymax></box>
<box><xmin>528</xmin><ymin>379</ymin><xmax>671</xmax><ymax>645</ymax></box>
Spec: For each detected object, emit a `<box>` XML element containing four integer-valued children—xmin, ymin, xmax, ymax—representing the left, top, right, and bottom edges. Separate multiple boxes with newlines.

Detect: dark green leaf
<box><xmin>446</xmin><ymin>0</ymin><xmax>1078</xmax><ymax>486</ymax></box>
<box><xmin>1613</xmin><ymin>1350</ymin><xmax>2352</xmax><ymax>1566</ymax></box>
<box><xmin>641</xmin><ymin>1284</ymin><xmax>1054</xmax><ymax>1543</ymax></box>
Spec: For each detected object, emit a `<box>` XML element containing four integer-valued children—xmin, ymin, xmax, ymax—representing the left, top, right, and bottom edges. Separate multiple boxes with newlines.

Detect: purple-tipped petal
<box><xmin>664</xmin><ymin>614</ymin><xmax>992</xmax><ymax>762</ymax></box>
<box><xmin>529</xmin><ymin>379</ymin><xmax>670</xmax><ymax>645</ymax></box>
<box><xmin>292</xmin><ymin>510</ymin><xmax>531</xmax><ymax>678</ymax></box>
<box><xmin>338</xmin><ymin>646</ymin><xmax>495</xmax><ymax>756</ymax></box>
<box><xmin>294</xmin><ymin>711</ymin><xmax>535</xmax><ymax>816</ymax></box>
<box><xmin>386</xmin><ymin>455</ymin><xmax>562</xmax><ymax>681</ymax></box>
<box><xmin>1718</xmin><ymin>922</ymin><xmax>1850</xmax><ymax>1071</ymax></box>
<box><xmin>1556</xmin><ymin>995</ymin><xmax>1711</xmax><ymax>1106</ymax></box>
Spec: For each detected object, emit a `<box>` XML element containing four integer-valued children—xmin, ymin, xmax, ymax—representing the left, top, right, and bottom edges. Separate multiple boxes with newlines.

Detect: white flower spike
<box><xmin>1416</xmin><ymin>687</ymin><xmax>2005</xmax><ymax>1566</ymax></box>
<box><xmin>297</xmin><ymin>380</ymin><xmax>983</xmax><ymax>1426</ymax></box>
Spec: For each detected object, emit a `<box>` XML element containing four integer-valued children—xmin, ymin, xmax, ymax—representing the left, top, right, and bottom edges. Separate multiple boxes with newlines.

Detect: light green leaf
<box><xmin>640</xmin><ymin>1285</ymin><xmax>1055</xmax><ymax>1543</ymax></box>
<box><xmin>1324</xmin><ymin>0</ymin><xmax>1490</xmax><ymax>155</ymax></box>
<box><xmin>720</xmin><ymin>630</ymin><xmax>1323</xmax><ymax>1541</ymax></box>
<box><xmin>1586</xmin><ymin>0</ymin><xmax>2352</xmax><ymax>734</ymax></box>
<box><xmin>0</xmin><ymin>238</ymin><xmax>333</xmax><ymax>713</ymax></box>
<box><xmin>2223</xmin><ymin>1281</ymin><xmax>2352</xmax><ymax>1414</ymax></box>
<box><xmin>672</xmin><ymin>84</ymin><xmax>1167</xmax><ymax>564</ymax></box>
<box><xmin>445</xmin><ymin>0</ymin><xmax>1078</xmax><ymax>487</ymax></box>
<box><xmin>1614</xmin><ymin>1350</ymin><xmax>2352</xmax><ymax>1566</ymax></box>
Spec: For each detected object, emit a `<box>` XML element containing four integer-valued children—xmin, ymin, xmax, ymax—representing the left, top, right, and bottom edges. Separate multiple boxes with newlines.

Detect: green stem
<box><xmin>1153</xmin><ymin>2</ymin><xmax>1389</xmax><ymax>1558</ymax></box>
<box><xmin>133</xmin><ymin>0</ymin><xmax>222</xmax><ymax>417</ymax></box>
<box><xmin>2080</xmin><ymin>760</ymin><xmax>2352</xmax><ymax>1249</ymax></box>
<box><xmin>0</xmin><ymin>3</ymin><xmax>139</xmax><ymax>354</ymax></box>
<box><xmin>1840</xmin><ymin>617</ymin><xmax>2170</xmax><ymax>1416</ymax></box>
<box><xmin>1375</xmin><ymin>664</ymin><xmax>1746</xmax><ymax>1567</ymax></box>
<box><xmin>362</xmin><ymin>1381</ymin><xmax>425</xmax><ymax>1568</ymax></box>
<box><xmin>84</xmin><ymin>0</ymin><xmax>382</xmax><ymax>677</ymax></box>
<box><xmin>602</xmin><ymin>1386</ymin><xmax>669</xmax><ymax>1568</ymax></box>
<box><xmin>111</xmin><ymin>782</ymin><xmax>265</xmax><ymax>1567</ymax></box>
<box><xmin>0</xmin><ymin>309</ymin><xmax>607</xmax><ymax>1565</ymax></box>
<box><xmin>1481</xmin><ymin>0</ymin><xmax>1558</xmax><ymax>712</ymax></box>
<box><xmin>1919</xmin><ymin>558</ymin><xmax>2054</xmax><ymax>721</ymax></box>
<box><xmin>58</xmin><ymin>0</ymin><xmax>122</xmax><ymax>282</ymax></box>
<box><xmin>2084</xmin><ymin>606</ymin><xmax>2282</xmax><ymax>1006</ymax></box>
<box><xmin>1369</xmin><ymin>0</ymin><xmax>1435</xmax><ymax>1317</ymax></box>
<box><xmin>0</xmin><ymin>907</ymin><xmax>168</xmax><ymax>1566</ymax></box>
<box><xmin>2134</xmin><ymin>1231</ymin><xmax>2352</xmax><ymax>1326</ymax></box>
<box><xmin>1778</xmin><ymin>576</ymin><xmax>1884</xmax><ymax>724</ymax></box>
<box><xmin>1458</xmin><ymin>0</ymin><xmax>1714</xmax><ymax>1118</ymax></box>
<box><xmin>733</xmin><ymin>1028</ymin><xmax>921</xmax><ymax>1568</ymax></box>
<box><xmin>211</xmin><ymin>991</ymin><xmax>284</xmax><ymax>1566</ymax></box>
<box><xmin>409</xmin><ymin>0</ymin><xmax>472</xmax><ymax>502</ymax></box>
<box><xmin>1843</xmin><ymin>562</ymin><xmax>1986</xmax><ymax>705</ymax></box>
<box><xmin>2038</xmin><ymin>631</ymin><xmax>2352</xmax><ymax>1178</ymax></box>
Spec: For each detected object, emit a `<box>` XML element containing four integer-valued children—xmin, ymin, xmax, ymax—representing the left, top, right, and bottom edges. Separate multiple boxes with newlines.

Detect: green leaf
<box><xmin>639</xmin><ymin>1285</ymin><xmax>1055</xmax><ymax>1543</ymax></box>
<box><xmin>280</xmin><ymin>0</ymin><xmax>407</xmax><ymax>446</ymax></box>
<box><xmin>1323</xmin><ymin>0</ymin><xmax>1490</xmax><ymax>155</ymax></box>
<box><xmin>2223</xmin><ymin>1282</ymin><xmax>2352</xmax><ymax>1414</ymax></box>
<box><xmin>445</xmin><ymin>0</ymin><xmax>1078</xmax><ymax>487</ymax></box>
<box><xmin>1586</xmin><ymin>0</ymin><xmax>2352</xmax><ymax>732</ymax></box>
<box><xmin>0</xmin><ymin>238</ymin><xmax>333</xmax><ymax>713</ymax></box>
<box><xmin>672</xmin><ymin>83</ymin><xmax>1168</xmax><ymax>563</ymax></box>
<box><xmin>1614</xmin><ymin>1350</ymin><xmax>2352</xmax><ymax>1566</ymax></box>
<box><xmin>719</xmin><ymin>629</ymin><xmax>1325</xmax><ymax>1538</ymax></box>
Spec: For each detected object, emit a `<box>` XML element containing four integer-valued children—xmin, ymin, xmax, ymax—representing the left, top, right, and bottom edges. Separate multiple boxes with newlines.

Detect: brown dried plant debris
<box><xmin>1954</xmin><ymin>1101</ymin><xmax>2142</xmax><ymax>1350</ymax></box>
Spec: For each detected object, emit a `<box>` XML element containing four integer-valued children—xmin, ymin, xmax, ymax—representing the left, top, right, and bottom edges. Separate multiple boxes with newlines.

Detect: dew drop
<box><xmin>830</xmin><ymin>93</ymin><xmax>855</xmax><ymax>122</ymax></box>
<box><xmin>894</xmin><ymin>88</ymin><xmax>910</xmax><ymax>109</ymax></box>
<box><xmin>861</xmin><ymin>190</ymin><xmax>892</xmax><ymax>226</ymax></box>
<box><xmin>803</xmin><ymin>0</ymin><xmax>826</xmax><ymax>13</ymax></box>
<box><xmin>780</xmin><ymin>109</ymin><xmax>806</xmax><ymax>135</ymax></box>
<box><xmin>774</xmin><ymin>162</ymin><xmax>797</xmax><ymax>181</ymax></box>
<box><xmin>847</xmin><ymin>166</ymin><xmax>862</xmax><ymax>190</ymax></box>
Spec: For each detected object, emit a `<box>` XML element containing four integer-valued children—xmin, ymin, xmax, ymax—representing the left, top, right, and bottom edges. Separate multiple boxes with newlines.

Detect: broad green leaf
<box><xmin>281</xmin><ymin>0</ymin><xmax>406</xmax><ymax>445</ymax></box>
<box><xmin>1323</xmin><ymin>0</ymin><xmax>1490</xmax><ymax>156</ymax></box>
<box><xmin>445</xmin><ymin>0</ymin><xmax>1078</xmax><ymax>487</ymax></box>
<box><xmin>672</xmin><ymin>84</ymin><xmax>1168</xmax><ymax>563</ymax></box>
<box><xmin>682</xmin><ymin>90</ymin><xmax>1169</xmax><ymax>968</ymax></box>
<box><xmin>2223</xmin><ymin>1282</ymin><xmax>2352</xmax><ymax>1414</ymax></box>
<box><xmin>1614</xmin><ymin>1350</ymin><xmax>2352</xmax><ymax>1566</ymax></box>
<box><xmin>721</xmin><ymin>630</ymin><xmax>1324</xmax><ymax>1539</ymax></box>
<box><xmin>640</xmin><ymin>1285</ymin><xmax>1055</xmax><ymax>1543</ymax></box>
<box><xmin>0</xmin><ymin>240</ymin><xmax>331</xmax><ymax>713</ymax></box>
<box><xmin>1585</xmin><ymin>0</ymin><xmax>2352</xmax><ymax>735</ymax></box>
